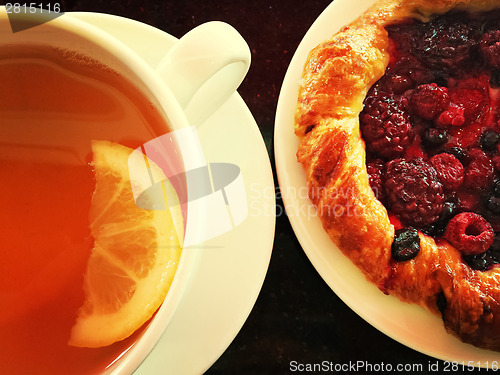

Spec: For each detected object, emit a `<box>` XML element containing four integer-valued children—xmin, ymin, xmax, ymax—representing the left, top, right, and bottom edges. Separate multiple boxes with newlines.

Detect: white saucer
<box><xmin>69</xmin><ymin>12</ymin><xmax>276</xmax><ymax>375</ymax></box>
<box><xmin>275</xmin><ymin>0</ymin><xmax>500</xmax><ymax>367</ymax></box>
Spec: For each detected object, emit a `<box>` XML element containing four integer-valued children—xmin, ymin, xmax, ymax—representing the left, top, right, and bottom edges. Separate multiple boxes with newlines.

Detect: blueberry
<box><xmin>463</xmin><ymin>233</ymin><xmax>500</xmax><ymax>270</ymax></box>
<box><xmin>443</xmin><ymin>147</ymin><xmax>468</xmax><ymax>164</ymax></box>
<box><xmin>392</xmin><ymin>227</ymin><xmax>420</xmax><ymax>261</ymax></box>
<box><xmin>433</xmin><ymin>71</ymin><xmax>449</xmax><ymax>88</ymax></box>
<box><xmin>422</xmin><ymin>128</ymin><xmax>448</xmax><ymax>150</ymax></box>
<box><xmin>484</xmin><ymin>182</ymin><xmax>500</xmax><ymax>216</ymax></box>
<box><xmin>488</xmin><ymin>233</ymin><xmax>500</xmax><ymax>260</ymax></box>
<box><xmin>489</xmin><ymin>247</ymin><xmax>500</xmax><ymax>264</ymax></box>
<box><xmin>440</xmin><ymin>201</ymin><xmax>457</xmax><ymax>222</ymax></box>
<box><xmin>463</xmin><ymin>252</ymin><xmax>492</xmax><ymax>271</ymax></box>
<box><xmin>422</xmin><ymin>201</ymin><xmax>457</xmax><ymax>236</ymax></box>
<box><xmin>490</xmin><ymin>69</ymin><xmax>500</xmax><ymax>87</ymax></box>
<box><xmin>493</xmin><ymin>180</ymin><xmax>500</xmax><ymax>196</ymax></box>
<box><xmin>486</xmin><ymin>195</ymin><xmax>500</xmax><ymax>216</ymax></box>
<box><xmin>480</xmin><ymin>131</ymin><xmax>500</xmax><ymax>153</ymax></box>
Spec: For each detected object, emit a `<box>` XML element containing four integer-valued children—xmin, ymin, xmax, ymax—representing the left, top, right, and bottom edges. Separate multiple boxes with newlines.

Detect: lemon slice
<box><xmin>69</xmin><ymin>140</ymin><xmax>182</xmax><ymax>348</ymax></box>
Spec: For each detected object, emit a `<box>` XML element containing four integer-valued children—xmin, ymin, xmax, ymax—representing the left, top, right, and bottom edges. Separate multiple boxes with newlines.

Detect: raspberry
<box><xmin>429</xmin><ymin>153</ymin><xmax>464</xmax><ymax>191</ymax></box>
<box><xmin>448</xmin><ymin>89</ymin><xmax>487</xmax><ymax>125</ymax></box>
<box><xmin>456</xmin><ymin>190</ymin><xmax>481</xmax><ymax>212</ymax></box>
<box><xmin>444</xmin><ymin>212</ymin><xmax>494</xmax><ymax>255</ymax></box>
<box><xmin>463</xmin><ymin>148</ymin><xmax>495</xmax><ymax>190</ymax></box>
<box><xmin>385</xmin><ymin>158</ymin><xmax>445</xmax><ymax>228</ymax></box>
<box><xmin>436</xmin><ymin>104</ymin><xmax>465</xmax><ymax>127</ymax></box>
<box><xmin>360</xmin><ymin>94</ymin><xmax>414</xmax><ymax>159</ymax></box>
<box><xmin>409</xmin><ymin>84</ymin><xmax>449</xmax><ymax>120</ymax></box>
<box><xmin>480</xmin><ymin>30</ymin><xmax>500</xmax><ymax>69</ymax></box>
<box><xmin>367</xmin><ymin>159</ymin><xmax>385</xmax><ymax>201</ymax></box>
<box><xmin>447</xmin><ymin>76</ymin><xmax>490</xmax><ymax>126</ymax></box>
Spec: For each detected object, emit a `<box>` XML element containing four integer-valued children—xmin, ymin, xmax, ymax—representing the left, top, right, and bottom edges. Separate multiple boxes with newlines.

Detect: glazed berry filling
<box><xmin>361</xmin><ymin>10</ymin><xmax>500</xmax><ymax>270</ymax></box>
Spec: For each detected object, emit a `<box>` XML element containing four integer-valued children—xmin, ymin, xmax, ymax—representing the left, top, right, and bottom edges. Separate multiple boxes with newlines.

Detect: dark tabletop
<box><xmin>58</xmin><ymin>1</ymin><xmax>488</xmax><ymax>374</ymax></box>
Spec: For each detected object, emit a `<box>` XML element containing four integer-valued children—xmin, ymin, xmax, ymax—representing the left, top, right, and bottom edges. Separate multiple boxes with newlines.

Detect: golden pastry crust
<box><xmin>295</xmin><ymin>0</ymin><xmax>500</xmax><ymax>350</ymax></box>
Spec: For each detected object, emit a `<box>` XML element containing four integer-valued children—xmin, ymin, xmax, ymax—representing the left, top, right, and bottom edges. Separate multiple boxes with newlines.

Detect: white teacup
<box><xmin>0</xmin><ymin>7</ymin><xmax>250</xmax><ymax>375</ymax></box>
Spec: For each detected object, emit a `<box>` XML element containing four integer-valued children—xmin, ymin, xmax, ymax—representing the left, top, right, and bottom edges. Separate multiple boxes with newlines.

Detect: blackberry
<box><xmin>374</xmin><ymin>57</ymin><xmax>426</xmax><ymax>93</ymax></box>
<box><xmin>414</xmin><ymin>13</ymin><xmax>479</xmax><ymax>74</ymax></box>
<box><xmin>360</xmin><ymin>93</ymin><xmax>414</xmax><ymax>159</ymax></box>
<box><xmin>480</xmin><ymin>30</ymin><xmax>500</xmax><ymax>69</ymax></box>
<box><xmin>385</xmin><ymin>158</ymin><xmax>445</xmax><ymax>228</ymax></box>
<box><xmin>380</xmin><ymin>74</ymin><xmax>414</xmax><ymax>94</ymax></box>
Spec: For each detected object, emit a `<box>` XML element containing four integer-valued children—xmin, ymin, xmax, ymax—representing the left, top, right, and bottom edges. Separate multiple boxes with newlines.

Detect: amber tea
<box><xmin>0</xmin><ymin>45</ymin><xmax>174</xmax><ymax>374</ymax></box>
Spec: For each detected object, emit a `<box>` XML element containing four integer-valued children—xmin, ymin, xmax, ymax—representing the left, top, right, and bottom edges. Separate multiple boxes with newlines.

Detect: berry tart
<box><xmin>294</xmin><ymin>0</ymin><xmax>500</xmax><ymax>350</ymax></box>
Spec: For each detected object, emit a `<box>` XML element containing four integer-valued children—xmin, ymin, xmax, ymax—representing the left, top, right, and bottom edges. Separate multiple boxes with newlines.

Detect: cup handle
<box><xmin>156</xmin><ymin>21</ymin><xmax>251</xmax><ymax>126</ymax></box>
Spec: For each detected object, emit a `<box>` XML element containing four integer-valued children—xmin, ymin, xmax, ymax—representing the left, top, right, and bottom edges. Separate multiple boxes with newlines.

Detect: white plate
<box><xmin>69</xmin><ymin>12</ymin><xmax>276</xmax><ymax>375</ymax></box>
<box><xmin>275</xmin><ymin>0</ymin><xmax>500</xmax><ymax>367</ymax></box>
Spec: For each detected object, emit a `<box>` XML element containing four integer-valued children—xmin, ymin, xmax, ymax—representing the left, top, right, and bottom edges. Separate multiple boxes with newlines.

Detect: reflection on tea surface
<box><xmin>0</xmin><ymin>46</ymin><xmax>170</xmax><ymax>375</ymax></box>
